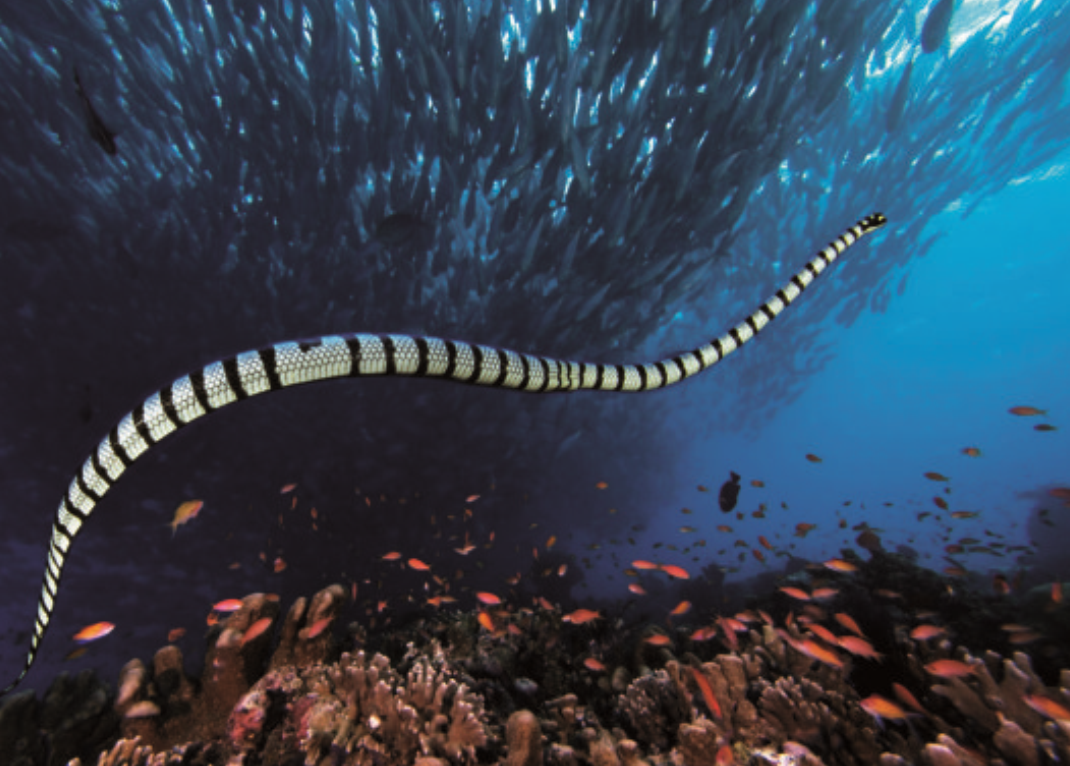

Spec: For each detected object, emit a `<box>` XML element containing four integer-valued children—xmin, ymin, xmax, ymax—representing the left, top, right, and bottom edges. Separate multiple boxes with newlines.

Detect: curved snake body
<box><xmin>1</xmin><ymin>213</ymin><xmax>886</xmax><ymax>695</ymax></box>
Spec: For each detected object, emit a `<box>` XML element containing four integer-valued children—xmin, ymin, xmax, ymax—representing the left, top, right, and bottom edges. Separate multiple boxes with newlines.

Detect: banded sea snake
<box><xmin>1</xmin><ymin>213</ymin><xmax>886</xmax><ymax>696</ymax></box>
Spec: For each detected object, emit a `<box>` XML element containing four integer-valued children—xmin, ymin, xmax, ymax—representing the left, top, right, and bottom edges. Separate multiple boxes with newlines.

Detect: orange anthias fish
<box><xmin>758</xmin><ymin>535</ymin><xmax>774</xmax><ymax>551</ymax></box>
<box><xmin>476</xmin><ymin>592</ymin><xmax>502</xmax><ymax>605</ymax></box>
<box><xmin>823</xmin><ymin>559</ymin><xmax>858</xmax><ymax>573</ymax></box>
<box><xmin>779</xmin><ymin>587</ymin><xmax>810</xmax><ymax>601</ymax></box>
<box><xmin>961</xmin><ymin>447</ymin><xmax>982</xmax><ymax>457</ymax></box>
<box><xmin>73</xmin><ymin>621</ymin><xmax>115</xmax><ymax>644</ymax></box>
<box><xmin>584</xmin><ymin>657</ymin><xmax>606</xmax><ymax>672</ymax></box>
<box><xmin>910</xmin><ymin>624</ymin><xmax>947</xmax><ymax>641</ymax></box>
<box><xmin>628</xmin><ymin>583</ymin><xmax>647</xmax><ymax>595</ymax></box>
<box><xmin>837</xmin><ymin>635</ymin><xmax>883</xmax><ymax>660</ymax></box>
<box><xmin>170</xmin><ymin>500</ymin><xmax>204</xmax><ymax>536</ymax></box>
<box><xmin>794</xmin><ymin>523</ymin><xmax>817</xmax><ymax>537</ymax></box>
<box><xmin>1008</xmin><ymin>406</ymin><xmax>1045</xmax><ymax>416</ymax></box>
<box><xmin>563</xmin><ymin>608</ymin><xmax>601</xmax><ymax>625</ymax></box>
<box><xmin>381</xmin><ymin>551</ymin><xmax>403</xmax><ymax>561</ymax></box>
<box><xmin>477</xmin><ymin>611</ymin><xmax>496</xmax><ymax>632</ymax></box>
<box><xmin>280</xmin><ymin>483</ymin><xmax>297</xmax><ymax>494</ymax></box>
<box><xmin>659</xmin><ymin>564</ymin><xmax>690</xmax><ymax>579</ymax></box>
<box><xmin>644</xmin><ymin>633</ymin><xmax>672</xmax><ymax>646</ymax></box>
<box><xmin>811</xmin><ymin>587</ymin><xmax>839</xmax><ymax>601</ymax></box>
<box><xmin>1052</xmin><ymin>582</ymin><xmax>1064</xmax><ymax>604</ymax></box>
<box><xmin>796</xmin><ymin>638</ymin><xmax>845</xmax><ymax>669</ymax></box>
<box><xmin>595</xmin><ymin>481</ymin><xmax>609</xmax><ymax>489</ymax></box>
<box><xmin>834</xmin><ymin>613</ymin><xmax>865</xmax><ymax>638</ymax></box>
<box><xmin>892</xmin><ymin>683</ymin><xmax>927</xmax><ymax>715</ymax></box>
<box><xmin>670</xmin><ymin>600</ymin><xmax>692</xmax><ymax>616</ymax></box>
<box><xmin>924</xmin><ymin>471</ymin><xmax>949</xmax><ymax>482</ymax></box>
<box><xmin>408</xmin><ymin>558</ymin><xmax>431</xmax><ymax>571</ymax></box>
<box><xmin>933</xmin><ymin>496</ymin><xmax>949</xmax><ymax>510</ymax></box>
<box><xmin>860</xmin><ymin>694</ymin><xmax>911</xmax><ymax>723</ymax></box>
<box><xmin>167</xmin><ymin>627</ymin><xmax>187</xmax><ymax>643</ymax></box>
<box><xmin>805</xmin><ymin>453</ymin><xmax>822</xmax><ymax>463</ymax></box>
<box><xmin>1023</xmin><ymin>694</ymin><xmax>1070</xmax><ymax>722</ymax></box>
<box><xmin>241</xmin><ymin>617</ymin><xmax>273</xmax><ymax>646</ymax></box>
<box><xmin>213</xmin><ymin>598</ymin><xmax>244</xmax><ymax>612</ymax></box>
<box><xmin>690</xmin><ymin>667</ymin><xmax>722</xmax><ymax>719</ymax></box>
<box><xmin>924</xmin><ymin>659</ymin><xmax>978</xmax><ymax>678</ymax></box>
<box><xmin>306</xmin><ymin>617</ymin><xmax>333</xmax><ymax>639</ymax></box>
<box><xmin>632</xmin><ymin>560</ymin><xmax>659</xmax><ymax>570</ymax></box>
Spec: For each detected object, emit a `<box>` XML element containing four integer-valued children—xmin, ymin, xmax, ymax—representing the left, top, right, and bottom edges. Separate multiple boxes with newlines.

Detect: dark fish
<box><xmin>921</xmin><ymin>0</ymin><xmax>954</xmax><ymax>54</ymax></box>
<box><xmin>74</xmin><ymin>68</ymin><xmax>118</xmax><ymax>155</ymax></box>
<box><xmin>718</xmin><ymin>471</ymin><xmax>741</xmax><ymax>513</ymax></box>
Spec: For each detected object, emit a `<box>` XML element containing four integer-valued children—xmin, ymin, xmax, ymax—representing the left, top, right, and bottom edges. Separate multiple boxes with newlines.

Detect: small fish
<box><xmin>924</xmin><ymin>472</ymin><xmax>949</xmax><ymax>482</ymax></box>
<box><xmin>933</xmin><ymin>496</ymin><xmax>949</xmax><ymax>510</ymax></box>
<box><xmin>170</xmin><ymin>500</ymin><xmax>204</xmax><ymax>536</ymax></box>
<box><xmin>752</xmin><ymin>549</ymin><xmax>766</xmax><ymax>563</ymax></box>
<box><xmin>643</xmin><ymin>634</ymin><xmax>672</xmax><ymax>646</ymax></box>
<box><xmin>1052</xmin><ymin>582</ymin><xmax>1063</xmax><ymax>604</ymax></box>
<box><xmin>73</xmin><ymin>621</ymin><xmax>115</xmax><ymax>643</ymax></box>
<box><xmin>595</xmin><ymin>481</ymin><xmax>608</xmax><ymax>489</ymax></box>
<box><xmin>811</xmin><ymin>587</ymin><xmax>839</xmax><ymax>601</ymax></box>
<box><xmin>1009</xmin><ymin>406</ymin><xmax>1045</xmax><ymax>416</ymax></box>
<box><xmin>794</xmin><ymin>523</ymin><xmax>817</xmax><ymax>537</ymax></box>
<box><xmin>632</xmin><ymin>560</ymin><xmax>659</xmax><ymax>570</ymax></box>
<box><xmin>779</xmin><ymin>586</ymin><xmax>811</xmax><ymax>601</ymax></box>
<box><xmin>477</xmin><ymin>611</ymin><xmax>496</xmax><ymax>632</ymax></box>
<box><xmin>73</xmin><ymin>68</ymin><xmax>118</xmax><ymax>155</ymax></box>
<box><xmin>690</xmin><ymin>666</ymin><xmax>722</xmax><ymax>719</ymax></box>
<box><xmin>823</xmin><ymin>559</ymin><xmax>858</xmax><ymax>573</ymax></box>
<box><xmin>961</xmin><ymin>447</ymin><xmax>982</xmax><ymax>457</ymax></box>
<box><xmin>805</xmin><ymin>453</ymin><xmax>822</xmax><ymax>463</ymax></box>
<box><xmin>476</xmin><ymin>592</ymin><xmax>501</xmax><ymax>605</ymax></box>
<box><xmin>718</xmin><ymin>472</ymin><xmax>741</xmax><ymax>512</ymax></box>
<box><xmin>717</xmin><ymin>525</ymin><xmax>733</xmax><ymax>533</ymax></box>
<box><xmin>583</xmin><ymin>657</ymin><xmax>606</xmax><ymax>672</ymax></box>
<box><xmin>924</xmin><ymin>659</ymin><xmax>977</xmax><ymax>678</ymax></box>
<box><xmin>562</xmin><ymin>608</ymin><xmax>601</xmax><ymax>624</ymax></box>
<box><xmin>557</xmin><ymin>564</ymin><xmax>568</xmax><ymax>576</ymax></box>
<box><xmin>834</xmin><ymin>613</ymin><xmax>865</xmax><ymax>638</ymax></box>
<box><xmin>750</xmin><ymin>479</ymin><xmax>765</xmax><ymax>488</ymax></box>
<box><xmin>950</xmin><ymin>511</ymin><xmax>979</xmax><ymax>519</ymax></box>
<box><xmin>758</xmin><ymin>535</ymin><xmax>773</xmax><ymax>551</ymax></box>
<box><xmin>1034</xmin><ymin>423</ymin><xmax>1058</xmax><ymax>431</ymax></box>
<box><xmin>860</xmin><ymin>694</ymin><xmax>910</xmax><ymax>723</ymax></box>
<box><xmin>546</xmin><ymin>535</ymin><xmax>557</xmax><ymax>549</ymax></box>
<box><xmin>407</xmin><ymin>558</ymin><xmax>431</xmax><ymax>571</ymax></box>
<box><xmin>659</xmin><ymin>564</ymin><xmax>690</xmax><ymax>579</ymax></box>
<box><xmin>837</xmin><ymin>635</ymin><xmax>883</xmax><ymax>660</ymax></box>
<box><xmin>628</xmin><ymin>583</ymin><xmax>647</xmax><ymax>595</ymax></box>
<box><xmin>892</xmin><ymin>683</ymin><xmax>927</xmax><ymax>715</ymax></box>
<box><xmin>280</xmin><ymin>483</ymin><xmax>297</xmax><ymax>494</ymax></box>
<box><xmin>910</xmin><ymin>624</ymin><xmax>947</xmax><ymax>641</ymax></box>
<box><xmin>1023</xmin><ymin>694</ymin><xmax>1070</xmax><ymax>722</ymax></box>
<box><xmin>670</xmin><ymin>600</ymin><xmax>692</xmax><ymax>616</ymax></box>
<box><xmin>306</xmin><ymin>617</ymin><xmax>333</xmax><ymax>639</ymax></box>
<box><xmin>241</xmin><ymin>617</ymin><xmax>273</xmax><ymax>646</ymax></box>
<box><xmin>466</xmin><ymin>494</ymin><xmax>481</xmax><ymax>502</ymax></box>
<box><xmin>273</xmin><ymin>557</ymin><xmax>287</xmax><ymax>573</ymax></box>
<box><xmin>167</xmin><ymin>627</ymin><xmax>187</xmax><ymax>643</ymax></box>
<box><xmin>679</xmin><ymin>525</ymin><xmax>697</xmax><ymax>533</ymax></box>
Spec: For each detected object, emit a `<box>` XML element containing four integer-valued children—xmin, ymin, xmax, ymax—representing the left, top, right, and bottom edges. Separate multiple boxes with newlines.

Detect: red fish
<box><xmin>73</xmin><ymin>621</ymin><xmax>115</xmax><ymax>643</ymax></box>
<box><xmin>306</xmin><ymin>617</ymin><xmax>333</xmax><ymax>639</ymax></box>
<box><xmin>170</xmin><ymin>500</ymin><xmax>204</xmax><ymax>536</ymax></box>
<box><xmin>241</xmin><ymin>617</ymin><xmax>273</xmax><ymax>646</ymax></box>
<box><xmin>910</xmin><ymin>624</ymin><xmax>946</xmax><ymax>641</ymax></box>
<box><xmin>805</xmin><ymin>453</ymin><xmax>822</xmax><ymax>463</ymax></box>
<box><xmin>670</xmin><ymin>600</ymin><xmax>692</xmax><ymax>616</ymax></box>
<box><xmin>690</xmin><ymin>666</ymin><xmax>722</xmax><ymax>719</ymax></box>
<box><xmin>779</xmin><ymin>587</ymin><xmax>810</xmax><ymax>601</ymax></box>
<box><xmin>644</xmin><ymin>634</ymin><xmax>672</xmax><ymax>646</ymax></box>
<box><xmin>381</xmin><ymin>551</ymin><xmax>402</xmax><ymax>561</ymax></box>
<box><xmin>213</xmin><ymin>598</ymin><xmax>243</xmax><ymax>612</ymax></box>
<box><xmin>408</xmin><ymin>558</ymin><xmax>431</xmax><ymax>571</ymax></box>
<box><xmin>961</xmin><ymin>447</ymin><xmax>982</xmax><ymax>457</ymax></box>
<box><xmin>924</xmin><ymin>659</ymin><xmax>977</xmax><ymax>678</ymax></box>
<box><xmin>628</xmin><ymin>583</ymin><xmax>647</xmax><ymax>595</ymax></box>
<box><xmin>632</xmin><ymin>560</ymin><xmax>659</xmax><ymax>570</ymax></box>
<box><xmin>1023</xmin><ymin>694</ymin><xmax>1070</xmax><ymax>722</ymax></box>
<box><xmin>892</xmin><ymin>683</ymin><xmax>927</xmax><ymax>715</ymax></box>
<box><xmin>167</xmin><ymin>627</ymin><xmax>187</xmax><ymax>643</ymax></box>
<box><xmin>476</xmin><ymin>592</ymin><xmax>501</xmax><ymax>605</ymax></box>
<box><xmin>834</xmin><ymin>613</ymin><xmax>864</xmax><ymax>638</ymax></box>
<box><xmin>837</xmin><ymin>635</ymin><xmax>883</xmax><ymax>660</ymax></box>
<box><xmin>659</xmin><ymin>564</ymin><xmax>690</xmax><ymax>579</ymax></box>
<box><xmin>758</xmin><ymin>535</ymin><xmax>773</xmax><ymax>551</ymax></box>
<box><xmin>1008</xmin><ymin>406</ymin><xmax>1045</xmax><ymax>416</ymax></box>
<box><xmin>823</xmin><ymin>559</ymin><xmax>858</xmax><ymax>573</ymax></box>
<box><xmin>562</xmin><ymin>608</ymin><xmax>601</xmax><ymax>624</ymax></box>
<box><xmin>584</xmin><ymin>657</ymin><xmax>606</xmax><ymax>671</ymax></box>
<box><xmin>860</xmin><ymin>694</ymin><xmax>910</xmax><ymax>723</ymax></box>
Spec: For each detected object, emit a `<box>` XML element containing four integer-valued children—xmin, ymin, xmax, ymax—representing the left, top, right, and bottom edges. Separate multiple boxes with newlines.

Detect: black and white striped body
<box><xmin>2</xmin><ymin>213</ymin><xmax>886</xmax><ymax>696</ymax></box>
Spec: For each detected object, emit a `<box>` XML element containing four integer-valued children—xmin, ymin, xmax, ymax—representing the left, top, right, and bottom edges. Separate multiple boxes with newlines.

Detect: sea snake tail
<box><xmin>1</xmin><ymin>212</ymin><xmax>886</xmax><ymax>696</ymax></box>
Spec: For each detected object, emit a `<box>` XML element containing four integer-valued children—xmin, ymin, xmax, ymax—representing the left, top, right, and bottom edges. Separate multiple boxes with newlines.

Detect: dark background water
<box><xmin>0</xmin><ymin>0</ymin><xmax>1068</xmax><ymax>695</ymax></box>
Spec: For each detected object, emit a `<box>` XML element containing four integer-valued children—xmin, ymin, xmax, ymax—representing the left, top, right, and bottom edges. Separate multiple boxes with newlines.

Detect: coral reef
<box><xmin>3</xmin><ymin>572</ymin><xmax>1069</xmax><ymax>766</ymax></box>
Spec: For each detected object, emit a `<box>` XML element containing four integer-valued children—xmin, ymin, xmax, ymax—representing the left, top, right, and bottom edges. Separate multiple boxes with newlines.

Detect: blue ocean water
<box><xmin>0</xmin><ymin>0</ymin><xmax>1067</xmax><ymax>709</ymax></box>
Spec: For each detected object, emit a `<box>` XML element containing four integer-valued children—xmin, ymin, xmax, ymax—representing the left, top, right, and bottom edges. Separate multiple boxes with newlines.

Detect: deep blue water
<box><xmin>0</xmin><ymin>0</ymin><xmax>1068</xmax><ymax>698</ymax></box>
